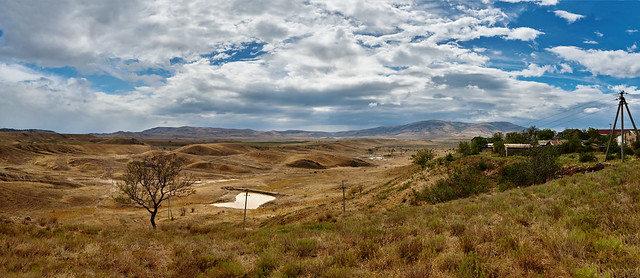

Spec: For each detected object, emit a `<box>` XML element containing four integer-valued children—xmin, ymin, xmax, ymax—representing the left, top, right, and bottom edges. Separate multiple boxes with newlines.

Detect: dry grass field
<box><xmin>0</xmin><ymin>133</ymin><xmax>448</xmax><ymax>228</ymax></box>
<box><xmin>1</xmin><ymin>132</ymin><xmax>639</xmax><ymax>277</ymax></box>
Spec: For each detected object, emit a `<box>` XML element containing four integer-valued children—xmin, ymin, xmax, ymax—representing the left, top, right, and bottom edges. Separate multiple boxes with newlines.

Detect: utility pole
<box><xmin>341</xmin><ymin>180</ymin><xmax>346</xmax><ymax>213</ymax></box>
<box><xmin>167</xmin><ymin>196</ymin><xmax>172</xmax><ymax>220</ymax></box>
<box><xmin>604</xmin><ymin>91</ymin><xmax>640</xmax><ymax>162</ymax></box>
<box><xmin>243</xmin><ymin>190</ymin><xmax>248</xmax><ymax>230</ymax></box>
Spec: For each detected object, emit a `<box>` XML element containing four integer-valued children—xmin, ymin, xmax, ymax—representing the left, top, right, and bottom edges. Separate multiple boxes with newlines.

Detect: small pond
<box><xmin>212</xmin><ymin>192</ymin><xmax>276</xmax><ymax>210</ymax></box>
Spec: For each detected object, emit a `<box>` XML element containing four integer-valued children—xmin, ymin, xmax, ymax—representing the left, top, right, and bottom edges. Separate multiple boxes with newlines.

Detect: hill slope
<box><xmin>333</xmin><ymin>120</ymin><xmax>523</xmax><ymax>138</ymax></box>
<box><xmin>2</xmin><ymin>157</ymin><xmax>638</xmax><ymax>276</ymax></box>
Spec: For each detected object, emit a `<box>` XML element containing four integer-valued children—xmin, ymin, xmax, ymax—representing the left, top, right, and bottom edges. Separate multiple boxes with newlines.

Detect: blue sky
<box><xmin>0</xmin><ymin>0</ymin><xmax>639</xmax><ymax>133</ymax></box>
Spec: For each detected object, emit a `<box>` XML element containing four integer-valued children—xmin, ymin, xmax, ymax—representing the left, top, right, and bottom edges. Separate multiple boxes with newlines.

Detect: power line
<box><xmin>522</xmin><ymin>94</ymin><xmax>614</xmax><ymax>128</ymax></box>
<box><xmin>546</xmin><ymin>111</ymin><xmax>600</xmax><ymax>129</ymax></box>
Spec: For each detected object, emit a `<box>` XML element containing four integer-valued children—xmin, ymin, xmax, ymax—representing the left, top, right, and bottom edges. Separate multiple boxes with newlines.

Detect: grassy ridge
<box><xmin>2</xmin><ymin>161</ymin><xmax>640</xmax><ymax>277</ymax></box>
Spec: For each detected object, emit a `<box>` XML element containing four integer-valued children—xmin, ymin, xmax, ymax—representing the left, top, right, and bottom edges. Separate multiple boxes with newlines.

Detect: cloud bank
<box><xmin>0</xmin><ymin>0</ymin><xmax>628</xmax><ymax>132</ymax></box>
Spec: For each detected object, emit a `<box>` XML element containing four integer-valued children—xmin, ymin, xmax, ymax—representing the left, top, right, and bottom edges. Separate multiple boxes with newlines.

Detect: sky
<box><xmin>1</xmin><ymin>0</ymin><xmax>639</xmax><ymax>133</ymax></box>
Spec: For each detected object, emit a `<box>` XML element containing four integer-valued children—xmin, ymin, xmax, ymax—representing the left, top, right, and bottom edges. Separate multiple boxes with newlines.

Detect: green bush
<box><xmin>458</xmin><ymin>141</ymin><xmax>472</xmax><ymax>156</ymax></box>
<box><xmin>281</xmin><ymin>261</ymin><xmax>304</xmax><ymax>277</ymax></box>
<box><xmin>560</xmin><ymin>134</ymin><xmax>584</xmax><ymax>154</ymax></box>
<box><xmin>458</xmin><ymin>252</ymin><xmax>486</xmax><ymax>278</ymax></box>
<box><xmin>604</xmin><ymin>143</ymin><xmax>633</xmax><ymax>159</ymax></box>
<box><xmin>499</xmin><ymin>162</ymin><xmax>533</xmax><ymax>189</ymax></box>
<box><xmin>528</xmin><ymin>147</ymin><xmax>560</xmax><ymax>184</ymax></box>
<box><xmin>474</xmin><ymin>160</ymin><xmax>494</xmax><ymax>172</ymax></box>
<box><xmin>579</xmin><ymin>152</ymin><xmax>597</xmax><ymax>163</ymax></box>
<box><xmin>427</xmin><ymin>153</ymin><xmax>456</xmax><ymax>168</ymax></box>
<box><xmin>416</xmin><ymin>166</ymin><xmax>490</xmax><ymax>204</ymax></box>
<box><xmin>411</xmin><ymin>148</ymin><xmax>435</xmax><ymax>168</ymax></box>
<box><xmin>499</xmin><ymin>147</ymin><xmax>559</xmax><ymax>190</ymax></box>
<box><xmin>493</xmin><ymin>141</ymin><xmax>505</xmax><ymax>156</ymax></box>
<box><xmin>445</xmin><ymin>153</ymin><xmax>455</xmax><ymax>162</ymax></box>
<box><xmin>470</xmin><ymin>137</ymin><xmax>488</xmax><ymax>154</ymax></box>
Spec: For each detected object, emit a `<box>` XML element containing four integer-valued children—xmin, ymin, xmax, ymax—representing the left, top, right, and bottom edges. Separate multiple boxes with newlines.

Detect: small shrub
<box><xmin>499</xmin><ymin>147</ymin><xmax>559</xmax><ymax>189</ymax></box>
<box><xmin>357</xmin><ymin>240</ymin><xmax>379</xmax><ymax>260</ymax></box>
<box><xmin>579</xmin><ymin>152</ymin><xmax>597</xmax><ymax>163</ymax></box>
<box><xmin>330</xmin><ymin>250</ymin><xmax>358</xmax><ymax>267</ymax></box>
<box><xmin>458</xmin><ymin>141</ymin><xmax>472</xmax><ymax>156</ymax></box>
<box><xmin>281</xmin><ymin>261</ymin><xmax>304</xmax><ymax>277</ymax></box>
<box><xmin>206</xmin><ymin>261</ymin><xmax>245</xmax><ymax>277</ymax></box>
<box><xmin>450</xmin><ymin>222</ymin><xmax>466</xmax><ymax>237</ymax></box>
<box><xmin>288</xmin><ymin>238</ymin><xmax>318</xmax><ymax>257</ymax></box>
<box><xmin>412</xmin><ymin>148</ymin><xmax>435</xmax><ymax>168</ymax></box>
<box><xmin>500</xmin><ymin>162</ymin><xmax>533</xmax><ymax>188</ymax></box>
<box><xmin>426</xmin><ymin>235</ymin><xmax>446</xmax><ymax>254</ymax></box>
<box><xmin>324</xmin><ymin>266</ymin><xmax>353</xmax><ymax>278</ymax></box>
<box><xmin>255</xmin><ymin>249</ymin><xmax>279</xmax><ymax>277</ymax></box>
<box><xmin>474</xmin><ymin>160</ymin><xmax>493</xmax><ymax>171</ymax></box>
<box><xmin>528</xmin><ymin>146</ymin><xmax>560</xmax><ymax>184</ymax></box>
<box><xmin>398</xmin><ymin>237</ymin><xmax>423</xmax><ymax>262</ymax></box>
<box><xmin>457</xmin><ymin>252</ymin><xmax>486</xmax><ymax>278</ymax></box>
<box><xmin>493</xmin><ymin>141</ymin><xmax>505</xmax><ymax>156</ymax></box>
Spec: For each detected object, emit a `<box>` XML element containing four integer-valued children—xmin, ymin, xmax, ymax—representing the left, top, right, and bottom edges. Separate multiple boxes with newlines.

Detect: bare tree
<box><xmin>116</xmin><ymin>154</ymin><xmax>195</xmax><ymax>229</ymax></box>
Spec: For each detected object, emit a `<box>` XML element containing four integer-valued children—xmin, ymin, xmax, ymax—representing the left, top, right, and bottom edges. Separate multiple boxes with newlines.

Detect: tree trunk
<box><xmin>150</xmin><ymin>209</ymin><xmax>157</xmax><ymax>229</ymax></box>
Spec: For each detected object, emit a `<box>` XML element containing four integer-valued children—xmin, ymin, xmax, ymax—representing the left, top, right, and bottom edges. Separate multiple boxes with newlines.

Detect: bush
<box><xmin>560</xmin><ymin>134</ymin><xmax>584</xmax><ymax>154</ymax></box>
<box><xmin>499</xmin><ymin>147</ymin><xmax>559</xmax><ymax>190</ymax></box>
<box><xmin>624</xmin><ymin>146</ymin><xmax>634</xmax><ymax>157</ymax></box>
<box><xmin>416</xmin><ymin>166</ymin><xmax>490</xmax><ymax>204</ymax></box>
<box><xmin>499</xmin><ymin>162</ymin><xmax>533</xmax><ymax>189</ymax></box>
<box><xmin>604</xmin><ymin>143</ymin><xmax>633</xmax><ymax>159</ymax></box>
<box><xmin>579</xmin><ymin>152</ymin><xmax>597</xmax><ymax>163</ymax></box>
<box><xmin>428</xmin><ymin>153</ymin><xmax>455</xmax><ymax>168</ymax></box>
<box><xmin>412</xmin><ymin>149</ymin><xmax>435</xmax><ymax>168</ymax></box>
<box><xmin>471</xmin><ymin>137</ymin><xmax>488</xmax><ymax>154</ymax></box>
<box><xmin>445</xmin><ymin>153</ymin><xmax>454</xmax><ymax>162</ymax></box>
<box><xmin>287</xmin><ymin>238</ymin><xmax>318</xmax><ymax>257</ymax></box>
<box><xmin>399</xmin><ymin>237</ymin><xmax>423</xmax><ymax>262</ymax></box>
<box><xmin>528</xmin><ymin>147</ymin><xmax>560</xmax><ymax>184</ymax></box>
<box><xmin>458</xmin><ymin>141</ymin><xmax>472</xmax><ymax>156</ymax></box>
<box><xmin>493</xmin><ymin>141</ymin><xmax>505</xmax><ymax>156</ymax></box>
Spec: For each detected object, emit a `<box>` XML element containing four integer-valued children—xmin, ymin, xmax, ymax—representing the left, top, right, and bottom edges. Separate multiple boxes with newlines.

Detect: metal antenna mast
<box><xmin>604</xmin><ymin>91</ymin><xmax>640</xmax><ymax>162</ymax></box>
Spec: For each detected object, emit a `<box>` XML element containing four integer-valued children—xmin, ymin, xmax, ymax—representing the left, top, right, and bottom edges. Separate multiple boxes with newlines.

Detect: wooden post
<box><xmin>622</xmin><ymin>101</ymin><xmax>625</xmax><ymax>162</ymax></box>
<box><xmin>243</xmin><ymin>190</ymin><xmax>248</xmax><ymax>230</ymax></box>
<box><xmin>342</xmin><ymin>180</ymin><xmax>346</xmax><ymax>213</ymax></box>
<box><xmin>167</xmin><ymin>196</ymin><xmax>171</xmax><ymax>220</ymax></box>
<box><xmin>605</xmin><ymin>98</ymin><xmax>621</xmax><ymax>161</ymax></box>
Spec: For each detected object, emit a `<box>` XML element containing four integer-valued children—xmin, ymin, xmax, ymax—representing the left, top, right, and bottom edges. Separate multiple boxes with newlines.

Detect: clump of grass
<box><xmin>280</xmin><ymin>260</ymin><xmax>304</xmax><ymax>277</ymax></box>
<box><xmin>286</xmin><ymin>238</ymin><xmax>319</xmax><ymax>257</ymax></box>
<box><xmin>254</xmin><ymin>248</ymin><xmax>279</xmax><ymax>277</ymax></box>
<box><xmin>357</xmin><ymin>240</ymin><xmax>379</xmax><ymax>260</ymax></box>
<box><xmin>457</xmin><ymin>252</ymin><xmax>487</xmax><ymax>278</ymax></box>
<box><xmin>398</xmin><ymin>237</ymin><xmax>423</xmax><ymax>262</ymax></box>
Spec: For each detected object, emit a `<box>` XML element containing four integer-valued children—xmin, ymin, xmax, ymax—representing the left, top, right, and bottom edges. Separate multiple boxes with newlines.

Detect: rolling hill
<box><xmin>94</xmin><ymin>120</ymin><xmax>524</xmax><ymax>140</ymax></box>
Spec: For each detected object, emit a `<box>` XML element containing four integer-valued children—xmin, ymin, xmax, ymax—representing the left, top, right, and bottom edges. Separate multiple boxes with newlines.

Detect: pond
<box><xmin>212</xmin><ymin>192</ymin><xmax>276</xmax><ymax>210</ymax></box>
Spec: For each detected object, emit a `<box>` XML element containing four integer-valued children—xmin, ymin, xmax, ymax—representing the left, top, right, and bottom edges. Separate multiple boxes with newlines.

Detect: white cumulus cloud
<box><xmin>549</xmin><ymin>46</ymin><xmax>640</xmax><ymax>78</ymax></box>
<box><xmin>553</xmin><ymin>10</ymin><xmax>584</xmax><ymax>23</ymax></box>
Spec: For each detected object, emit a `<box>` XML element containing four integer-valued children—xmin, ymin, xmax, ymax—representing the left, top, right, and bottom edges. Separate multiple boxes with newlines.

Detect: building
<box><xmin>600</xmin><ymin>129</ymin><xmax>639</xmax><ymax>146</ymax></box>
<box><xmin>504</xmin><ymin>144</ymin><xmax>532</xmax><ymax>156</ymax></box>
<box><xmin>616</xmin><ymin>130</ymin><xmax>638</xmax><ymax>147</ymax></box>
<box><xmin>538</xmin><ymin>140</ymin><xmax>563</xmax><ymax>147</ymax></box>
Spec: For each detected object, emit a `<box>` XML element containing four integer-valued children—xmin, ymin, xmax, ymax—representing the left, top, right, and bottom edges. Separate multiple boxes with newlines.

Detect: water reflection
<box><xmin>212</xmin><ymin>192</ymin><xmax>275</xmax><ymax>209</ymax></box>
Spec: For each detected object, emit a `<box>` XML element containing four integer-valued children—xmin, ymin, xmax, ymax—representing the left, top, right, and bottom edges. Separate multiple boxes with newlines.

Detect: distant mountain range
<box><xmin>0</xmin><ymin>128</ymin><xmax>56</xmax><ymax>133</ymax></box>
<box><xmin>94</xmin><ymin>120</ymin><xmax>524</xmax><ymax>140</ymax></box>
